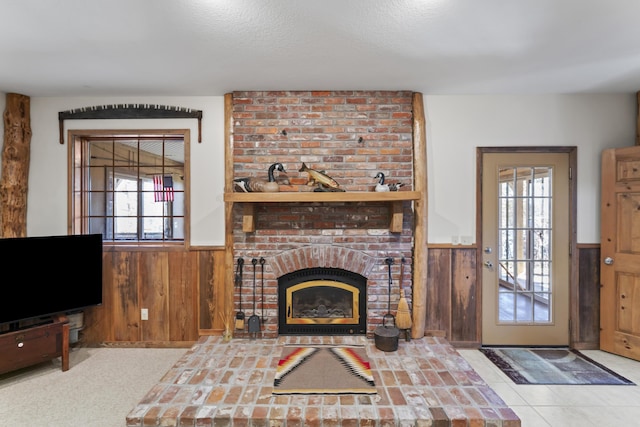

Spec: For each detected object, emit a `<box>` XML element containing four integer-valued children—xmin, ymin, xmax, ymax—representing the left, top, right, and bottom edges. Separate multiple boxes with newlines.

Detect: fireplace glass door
<box><xmin>287</xmin><ymin>280</ymin><xmax>360</xmax><ymax>324</ymax></box>
<box><xmin>278</xmin><ymin>268</ymin><xmax>367</xmax><ymax>335</ymax></box>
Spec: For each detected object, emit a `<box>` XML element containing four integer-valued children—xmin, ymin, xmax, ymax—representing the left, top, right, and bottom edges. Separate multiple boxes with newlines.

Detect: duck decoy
<box><xmin>374</xmin><ymin>172</ymin><xmax>404</xmax><ymax>192</ymax></box>
<box><xmin>234</xmin><ymin>162</ymin><xmax>285</xmax><ymax>192</ymax></box>
<box><xmin>389</xmin><ymin>182</ymin><xmax>404</xmax><ymax>192</ymax></box>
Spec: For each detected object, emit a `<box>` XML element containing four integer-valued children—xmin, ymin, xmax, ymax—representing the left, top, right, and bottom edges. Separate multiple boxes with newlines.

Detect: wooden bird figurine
<box><xmin>234</xmin><ymin>162</ymin><xmax>285</xmax><ymax>192</ymax></box>
<box><xmin>374</xmin><ymin>172</ymin><xmax>404</xmax><ymax>192</ymax></box>
<box><xmin>299</xmin><ymin>162</ymin><xmax>345</xmax><ymax>192</ymax></box>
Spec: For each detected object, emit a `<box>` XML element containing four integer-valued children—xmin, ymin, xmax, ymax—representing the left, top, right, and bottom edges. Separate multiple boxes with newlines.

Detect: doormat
<box><xmin>480</xmin><ymin>347</ymin><xmax>635</xmax><ymax>385</ymax></box>
<box><xmin>273</xmin><ymin>346</ymin><xmax>376</xmax><ymax>395</ymax></box>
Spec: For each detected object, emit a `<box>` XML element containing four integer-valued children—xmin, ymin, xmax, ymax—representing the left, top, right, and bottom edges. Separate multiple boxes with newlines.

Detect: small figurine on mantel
<box><xmin>374</xmin><ymin>172</ymin><xmax>404</xmax><ymax>192</ymax></box>
<box><xmin>234</xmin><ymin>162</ymin><xmax>285</xmax><ymax>192</ymax></box>
<box><xmin>299</xmin><ymin>162</ymin><xmax>345</xmax><ymax>192</ymax></box>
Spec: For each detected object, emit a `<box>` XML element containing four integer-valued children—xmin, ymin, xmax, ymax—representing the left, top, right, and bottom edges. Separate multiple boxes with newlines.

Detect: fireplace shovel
<box><xmin>248</xmin><ymin>258</ymin><xmax>261</xmax><ymax>336</ymax></box>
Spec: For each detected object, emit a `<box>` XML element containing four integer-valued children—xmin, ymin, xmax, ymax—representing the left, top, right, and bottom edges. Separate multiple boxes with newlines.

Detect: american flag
<box><xmin>154</xmin><ymin>175</ymin><xmax>174</xmax><ymax>202</ymax></box>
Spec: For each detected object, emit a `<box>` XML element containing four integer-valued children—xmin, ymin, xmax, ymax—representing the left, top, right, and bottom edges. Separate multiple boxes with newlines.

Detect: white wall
<box><xmin>424</xmin><ymin>94</ymin><xmax>636</xmax><ymax>244</ymax></box>
<box><xmin>1</xmin><ymin>93</ymin><xmax>635</xmax><ymax>245</ymax></box>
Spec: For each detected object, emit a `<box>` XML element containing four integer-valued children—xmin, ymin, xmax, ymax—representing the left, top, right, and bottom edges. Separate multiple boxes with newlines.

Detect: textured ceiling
<box><xmin>2</xmin><ymin>0</ymin><xmax>640</xmax><ymax>97</ymax></box>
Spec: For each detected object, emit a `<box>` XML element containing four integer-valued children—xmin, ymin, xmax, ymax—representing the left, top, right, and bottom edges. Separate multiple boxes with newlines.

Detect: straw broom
<box><xmin>395</xmin><ymin>257</ymin><xmax>412</xmax><ymax>339</ymax></box>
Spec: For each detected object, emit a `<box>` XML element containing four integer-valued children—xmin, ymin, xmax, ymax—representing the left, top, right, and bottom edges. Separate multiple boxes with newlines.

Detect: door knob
<box><xmin>484</xmin><ymin>261</ymin><xmax>493</xmax><ymax>268</ymax></box>
<box><xmin>604</xmin><ymin>257</ymin><xmax>614</xmax><ymax>265</ymax></box>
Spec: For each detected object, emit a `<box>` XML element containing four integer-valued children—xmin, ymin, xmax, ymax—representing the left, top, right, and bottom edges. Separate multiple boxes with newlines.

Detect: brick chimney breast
<box><xmin>231</xmin><ymin>90</ymin><xmax>414</xmax><ymax>337</ymax></box>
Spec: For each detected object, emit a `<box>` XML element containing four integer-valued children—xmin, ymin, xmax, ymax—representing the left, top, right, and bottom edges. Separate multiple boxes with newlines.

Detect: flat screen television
<box><xmin>0</xmin><ymin>233</ymin><xmax>103</xmax><ymax>327</ymax></box>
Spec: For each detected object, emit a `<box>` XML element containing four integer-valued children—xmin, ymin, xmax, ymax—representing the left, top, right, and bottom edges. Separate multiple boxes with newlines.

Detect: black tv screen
<box><xmin>0</xmin><ymin>233</ymin><xmax>103</xmax><ymax>325</ymax></box>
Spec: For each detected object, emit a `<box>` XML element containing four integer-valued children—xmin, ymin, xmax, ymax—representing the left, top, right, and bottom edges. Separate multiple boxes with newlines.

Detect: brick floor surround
<box><xmin>126</xmin><ymin>336</ymin><xmax>520</xmax><ymax>427</ymax></box>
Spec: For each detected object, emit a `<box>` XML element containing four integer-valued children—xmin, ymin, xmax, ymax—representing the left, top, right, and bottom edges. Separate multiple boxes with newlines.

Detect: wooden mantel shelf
<box><xmin>224</xmin><ymin>191</ymin><xmax>421</xmax><ymax>232</ymax></box>
<box><xmin>224</xmin><ymin>191</ymin><xmax>421</xmax><ymax>203</ymax></box>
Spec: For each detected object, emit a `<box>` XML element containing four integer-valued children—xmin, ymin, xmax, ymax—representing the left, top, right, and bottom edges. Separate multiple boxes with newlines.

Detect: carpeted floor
<box><xmin>273</xmin><ymin>345</ymin><xmax>376</xmax><ymax>395</ymax></box>
<box><xmin>480</xmin><ymin>347</ymin><xmax>636</xmax><ymax>385</ymax></box>
<box><xmin>0</xmin><ymin>346</ymin><xmax>187</xmax><ymax>427</ymax></box>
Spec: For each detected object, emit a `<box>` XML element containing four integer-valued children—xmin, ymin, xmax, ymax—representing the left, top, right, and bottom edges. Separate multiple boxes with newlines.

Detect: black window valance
<box><xmin>58</xmin><ymin>104</ymin><xmax>203</xmax><ymax>144</ymax></box>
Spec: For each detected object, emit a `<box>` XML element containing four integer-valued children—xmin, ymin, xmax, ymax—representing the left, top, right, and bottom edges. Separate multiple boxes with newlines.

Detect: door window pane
<box><xmin>498</xmin><ymin>166</ymin><xmax>552</xmax><ymax>323</ymax></box>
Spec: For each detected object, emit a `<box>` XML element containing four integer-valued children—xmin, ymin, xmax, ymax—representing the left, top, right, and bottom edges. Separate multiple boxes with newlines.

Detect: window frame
<box><xmin>68</xmin><ymin>129</ymin><xmax>190</xmax><ymax>249</ymax></box>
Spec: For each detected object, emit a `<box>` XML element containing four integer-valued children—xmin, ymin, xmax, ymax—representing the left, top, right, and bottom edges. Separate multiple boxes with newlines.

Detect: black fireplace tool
<box><xmin>259</xmin><ymin>257</ymin><xmax>266</xmax><ymax>323</ymax></box>
<box><xmin>374</xmin><ymin>257</ymin><xmax>400</xmax><ymax>352</ymax></box>
<box><xmin>248</xmin><ymin>258</ymin><xmax>261</xmax><ymax>336</ymax></box>
<box><xmin>234</xmin><ymin>257</ymin><xmax>245</xmax><ymax>330</ymax></box>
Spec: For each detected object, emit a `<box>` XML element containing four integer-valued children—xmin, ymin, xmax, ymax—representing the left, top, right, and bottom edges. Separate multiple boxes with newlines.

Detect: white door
<box><xmin>482</xmin><ymin>152</ymin><xmax>570</xmax><ymax>346</ymax></box>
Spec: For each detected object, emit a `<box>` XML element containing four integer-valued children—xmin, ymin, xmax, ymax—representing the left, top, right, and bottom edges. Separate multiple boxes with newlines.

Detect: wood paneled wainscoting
<box><xmin>79</xmin><ymin>244</ymin><xmax>600</xmax><ymax>348</ymax></box>
<box><xmin>424</xmin><ymin>244</ymin><xmax>602</xmax><ymax>349</ymax></box>
<box><xmin>425</xmin><ymin>245</ymin><xmax>479</xmax><ymax>347</ymax></box>
<box><xmin>574</xmin><ymin>244</ymin><xmax>601</xmax><ymax>349</ymax></box>
<box><xmin>81</xmin><ymin>247</ymin><xmax>226</xmax><ymax>347</ymax></box>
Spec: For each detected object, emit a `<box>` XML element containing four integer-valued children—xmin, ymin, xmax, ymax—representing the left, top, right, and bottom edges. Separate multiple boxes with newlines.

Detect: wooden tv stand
<box><xmin>0</xmin><ymin>314</ymin><xmax>70</xmax><ymax>375</ymax></box>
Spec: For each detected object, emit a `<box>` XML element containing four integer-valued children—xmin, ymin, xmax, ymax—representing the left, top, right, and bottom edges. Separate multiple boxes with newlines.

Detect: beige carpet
<box><xmin>0</xmin><ymin>346</ymin><xmax>186</xmax><ymax>427</ymax></box>
<box><xmin>273</xmin><ymin>345</ymin><xmax>376</xmax><ymax>395</ymax></box>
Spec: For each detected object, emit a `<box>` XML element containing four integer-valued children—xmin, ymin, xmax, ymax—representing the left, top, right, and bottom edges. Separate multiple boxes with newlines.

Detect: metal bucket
<box><xmin>374</xmin><ymin>313</ymin><xmax>399</xmax><ymax>352</ymax></box>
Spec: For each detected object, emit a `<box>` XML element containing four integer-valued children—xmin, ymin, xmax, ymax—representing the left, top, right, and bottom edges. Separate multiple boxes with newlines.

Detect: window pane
<box><xmin>172</xmin><ymin>217</ymin><xmax>185</xmax><ymax>240</ymax></box>
<box><xmin>88</xmin><ymin>217</ymin><xmax>107</xmax><ymax>237</ymax></box>
<box><xmin>142</xmin><ymin>217</ymin><xmax>164</xmax><ymax>239</ymax></box>
<box><xmin>172</xmin><ymin>191</ymin><xmax>185</xmax><ymax>215</ymax></box>
<box><xmin>497</xmin><ymin>165</ymin><xmax>553</xmax><ymax>324</ymax></box>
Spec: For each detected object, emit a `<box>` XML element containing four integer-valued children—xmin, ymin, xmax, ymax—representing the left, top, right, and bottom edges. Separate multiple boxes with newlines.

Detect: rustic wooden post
<box><xmin>222</xmin><ymin>93</ymin><xmax>235</xmax><ymax>334</ymax></box>
<box><xmin>412</xmin><ymin>92</ymin><xmax>428</xmax><ymax>339</ymax></box>
<box><xmin>1</xmin><ymin>93</ymin><xmax>31</xmax><ymax>238</ymax></box>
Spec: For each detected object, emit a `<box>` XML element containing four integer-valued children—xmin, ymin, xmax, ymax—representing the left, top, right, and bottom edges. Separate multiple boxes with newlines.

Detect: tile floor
<box><xmin>458</xmin><ymin>348</ymin><xmax>640</xmax><ymax>427</ymax></box>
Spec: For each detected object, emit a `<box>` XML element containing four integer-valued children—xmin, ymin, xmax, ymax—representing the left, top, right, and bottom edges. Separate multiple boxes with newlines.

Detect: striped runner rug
<box><xmin>273</xmin><ymin>345</ymin><xmax>376</xmax><ymax>395</ymax></box>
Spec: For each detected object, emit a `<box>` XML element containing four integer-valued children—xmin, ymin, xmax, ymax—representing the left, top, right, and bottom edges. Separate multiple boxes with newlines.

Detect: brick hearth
<box><xmin>126</xmin><ymin>335</ymin><xmax>521</xmax><ymax>427</ymax></box>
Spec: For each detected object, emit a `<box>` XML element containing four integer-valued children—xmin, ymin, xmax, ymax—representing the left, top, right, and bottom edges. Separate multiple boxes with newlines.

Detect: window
<box><xmin>70</xmin><ymin>130</ymin><xmax>188</xmax><ymax>245</ymax></box>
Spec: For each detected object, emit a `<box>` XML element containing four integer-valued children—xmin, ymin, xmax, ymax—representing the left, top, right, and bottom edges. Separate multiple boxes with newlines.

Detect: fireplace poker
<box><xmin>384</xmin><ymin>257</ymin><xmax>395</xmax><ymax>326</ymax></box>
<box><xmin>234</xmin><ymin>257</ymin><xmax>245</xmax><ymax>330</ymax></box>
<box><xmin>248</xmin><ymin>258</ymin><xmax>261</xmax><ymax>336</ymax></box>
<box><xmin>259</xmin><ymin>257</ymin><xmax>266</xmax><ymax>324</ymax></box>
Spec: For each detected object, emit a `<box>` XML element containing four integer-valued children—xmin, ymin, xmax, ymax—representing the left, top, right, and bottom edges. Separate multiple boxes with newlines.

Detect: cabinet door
<box><xmin>0</xmin><ymin>322</ymin><xmax>63</xmax><ymax>374</ymax></box>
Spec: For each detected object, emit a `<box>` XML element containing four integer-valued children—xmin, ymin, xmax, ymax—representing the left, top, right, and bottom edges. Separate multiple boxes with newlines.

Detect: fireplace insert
<box><xmin>278</xmin><ymin>267</ymin><xmax>367</xmax><ymax>335</ymax></box>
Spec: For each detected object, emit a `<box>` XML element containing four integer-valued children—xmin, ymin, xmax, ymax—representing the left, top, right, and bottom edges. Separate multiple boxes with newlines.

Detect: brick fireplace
<box><xmin>127</xmin><ymin>94</ymin><xmax>521</xmax><ymax>426</ymax></box>
<box><xmin>226</xmin><ymin>91</ymin><xmax>421</xmax><ymax>338</ymax></box>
